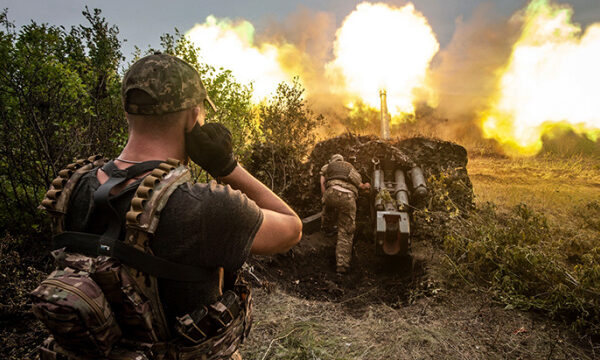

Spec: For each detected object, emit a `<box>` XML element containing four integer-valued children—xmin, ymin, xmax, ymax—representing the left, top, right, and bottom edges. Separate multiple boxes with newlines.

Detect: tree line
<box><xmin>0</xmin><ymin>8</ymin><xmax>322</xmax><ymax>237</ymax></box>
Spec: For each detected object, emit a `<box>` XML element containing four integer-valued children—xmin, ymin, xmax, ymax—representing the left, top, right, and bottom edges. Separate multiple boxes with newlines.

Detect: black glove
<box><xmin>185</xmin><ymin>122</ymin><xmax>237</xmax><ymax>178</ymax></box>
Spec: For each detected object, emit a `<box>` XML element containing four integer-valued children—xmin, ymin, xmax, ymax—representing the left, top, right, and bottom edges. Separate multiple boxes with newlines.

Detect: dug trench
<box><xmin>250</xmin><ymin>231</ymin><xmax>427</xmax><ymax>315</ymax></box>
<box><xmin>248</xmin><ymin>134</ymin><xmax>471</xmax><ymax>316</ymax></box>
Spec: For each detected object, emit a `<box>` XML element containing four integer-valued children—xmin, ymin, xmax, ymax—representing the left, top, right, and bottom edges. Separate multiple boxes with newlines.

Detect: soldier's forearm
<box><xmin>220</xmin><ymin>164</ymin><xmax>297</xmax><ymax>217</ymax></box>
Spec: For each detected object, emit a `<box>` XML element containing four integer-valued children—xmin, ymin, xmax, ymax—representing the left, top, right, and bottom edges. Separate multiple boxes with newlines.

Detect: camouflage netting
<box><xmin>286</xmin><ymin>134</ymin><xmax>474</xmax><ymax>219</ymax></box>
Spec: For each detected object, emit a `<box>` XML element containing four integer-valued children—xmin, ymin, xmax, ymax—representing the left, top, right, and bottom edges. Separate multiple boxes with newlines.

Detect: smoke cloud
<box><xmin>258</xmin><ymin>7</ymin><xmax>350</xmax><ymax>132</ymax></box>
<box><xmin>423</xmin><ymin>3</ymin><xmax>522</xmax><ymax>145</ymax></box>
<box><xmin>187</xmin><ymin>1</ymin><xmax>600</xmax><ymax>155</ymax></box>
<box><xmin>256</xmin><ymin>3</ymin><xmax>525</xmax><ymax>144</ymax></box>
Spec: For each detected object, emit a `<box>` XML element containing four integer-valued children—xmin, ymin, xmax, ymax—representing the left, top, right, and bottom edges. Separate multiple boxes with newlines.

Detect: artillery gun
<box><xmin>370</xmin><ymin>156</ymin><xmax>427</xmax><ymax>257</ymax></box>
<box><xmin>301</xmin><ymin>91</ymin><xmax>472</xmax><ymax>262</ymax></box>
<box><xmin>368</xmin><ymin>89</ymin><xmax>427</xmax><ymax>257</ymax></box>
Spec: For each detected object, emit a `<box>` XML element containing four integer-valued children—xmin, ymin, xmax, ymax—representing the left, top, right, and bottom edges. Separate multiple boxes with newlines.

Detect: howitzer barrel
<box><xmin>373</xmin><ymin>169</ymin><xmax>384</xmax><ymax>210</ymax></box>
<box><xmin>373</xmin><ymin>169</ymin><xmax>383</xmax><ymax>192</ymax></box>
<box><xmin>409</xmin><ymin>166</ymin><xmax>428</xmax><ymax>199</ymax></box>
<box><xmin>379</xmin><ymin>90</ymin><xmax>390</xmax><ymax>140</ymax></box>
<box><xmin>394</xmin><ymin>170</ymin><xmax>410</xmax><ymax>211</ymax></box>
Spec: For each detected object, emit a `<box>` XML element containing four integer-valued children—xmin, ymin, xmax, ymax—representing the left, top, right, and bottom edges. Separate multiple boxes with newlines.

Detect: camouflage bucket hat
<box><xmin>122</xmin><ymin>52</ymin><xmax>216</xmax><ymax>115</ymax></box>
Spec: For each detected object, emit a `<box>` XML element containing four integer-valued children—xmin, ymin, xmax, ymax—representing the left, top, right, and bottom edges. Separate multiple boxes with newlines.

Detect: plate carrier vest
<box><xmin>324</xmin><ymin>161</ymin><xmax>360</xmax><ymax>188</ymax></box>
<box><xmin>32</xmin><ymin>155</ymin><xmax>252</xmax><ymax>360</ymax></box>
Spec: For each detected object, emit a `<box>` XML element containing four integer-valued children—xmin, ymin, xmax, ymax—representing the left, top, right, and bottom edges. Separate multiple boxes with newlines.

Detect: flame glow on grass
<box><xmin>481</xmin><ymin>0</ymin><xmax>600</xmax><ymax>155</ymax></box>
<box><xmin>325</xmin><ymin>2</ymin><xmax>439</xmax><ymax>117</ymax></box>
<box><xmin>185</xmin><ymin>16</ymin><xmax>291</xmax><ymax>100</ymax></box>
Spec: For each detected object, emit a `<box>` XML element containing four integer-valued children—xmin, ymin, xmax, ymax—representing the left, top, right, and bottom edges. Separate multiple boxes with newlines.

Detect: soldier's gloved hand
<box><xmin>185</xmin><ymin>122</ymin><xmax>237</xmax><ymax>178</ymax></box>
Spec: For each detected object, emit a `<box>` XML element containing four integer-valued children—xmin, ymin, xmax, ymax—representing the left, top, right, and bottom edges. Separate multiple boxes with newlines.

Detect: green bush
<box><xmin>246</xmin><ymin>78</ymin><xmax>323</xmax><ymax>196</ymax></box>
<box><xmin>0</xmin><ymin>8</ymin><xmax>126</xmax><ymax>235</ymax></box>
<box><xmin>443</xmin><ymin>202</ymin><xmax>600</xmax><ymax>335</ymax></box>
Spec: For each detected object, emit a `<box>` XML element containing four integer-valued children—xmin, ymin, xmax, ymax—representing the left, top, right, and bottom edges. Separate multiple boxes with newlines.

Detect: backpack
<box><xmin>32</xmin><ymin>156</ymin><xmax>252</xmax><ymax>360</ymax></box>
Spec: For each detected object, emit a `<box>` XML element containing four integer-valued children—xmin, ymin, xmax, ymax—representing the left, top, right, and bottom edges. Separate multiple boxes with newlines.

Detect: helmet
<box><xmin>329</xmin><ymin>154</ymin><xmax>344</xmax><ymax>163</ymax></box>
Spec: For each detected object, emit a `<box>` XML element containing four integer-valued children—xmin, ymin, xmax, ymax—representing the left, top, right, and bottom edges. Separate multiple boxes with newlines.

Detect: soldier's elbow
<box><xmin>281</xmin><ymin>215</ymin><xmax>302</xmax><ymax>252</ymax></box>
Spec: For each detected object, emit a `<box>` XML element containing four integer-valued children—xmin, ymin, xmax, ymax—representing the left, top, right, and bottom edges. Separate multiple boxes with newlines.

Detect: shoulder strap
<box><xmin>94</xmin><ymin>160</ymin><xmax>164</xmax><ymax>213</ymax></box>
<box><xmin>93</xmin><ymin>159</ymin><xmax>163</xmax><ymax>239</ymax></box>
<box><xmin>123</xmin><ymin>158</ymin><xmax>192</xmax><ymax>341</ymax></box>
<box><xmin>40</xmin><ymin>155</ymin><xmax>107</xmax><ymax>234</ymax></box>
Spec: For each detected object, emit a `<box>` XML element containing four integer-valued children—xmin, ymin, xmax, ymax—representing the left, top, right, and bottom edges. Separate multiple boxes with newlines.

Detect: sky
<box><xmin>3</xmin><ymin>0</ymin><xmax>600</xmax><ymax>63</ymax></box>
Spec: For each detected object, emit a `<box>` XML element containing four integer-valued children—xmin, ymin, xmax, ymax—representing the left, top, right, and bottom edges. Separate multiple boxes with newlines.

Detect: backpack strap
<box><xmin>40</xmin><ymin>155</ymin><xmax>107</xmax><ymax>234</ymax></box>
<box><xmin>93</xmin><ymin>159</ymin><xmax>164</xmax><ymax>239</ymax></box>
<box><xmin>123</xmin><ymin>158</ymin><xmax>192</xmax><ymax>341</ymax></box>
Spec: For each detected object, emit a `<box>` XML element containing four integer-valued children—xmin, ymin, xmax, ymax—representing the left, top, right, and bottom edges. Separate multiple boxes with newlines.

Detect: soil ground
<box><xmin>1</xmin><ymin>154</ymin><xmax>599</xmax><ymax>359</ymax></box>
<box><xmin>243</xmin><ymin>231</ymin><xmax>596</xmax><ymax>359</ymax></box>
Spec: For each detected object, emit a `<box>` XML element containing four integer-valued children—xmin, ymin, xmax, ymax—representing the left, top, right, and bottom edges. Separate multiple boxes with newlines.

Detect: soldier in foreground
<box><xmin>31</xmin><ymin>52</ymin><xmax>302</xmax><ymax>359</ymax></box>
<box><xmin>321</xmin><ymin>154</ymin><xmax>370</xmax><ymax>274</ymax></box>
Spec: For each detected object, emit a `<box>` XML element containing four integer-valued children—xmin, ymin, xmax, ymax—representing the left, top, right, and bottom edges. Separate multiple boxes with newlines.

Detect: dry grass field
<box><xmin>469</xmin><ymin>155</ymin><xmax>600</xmax><ymax>223</ymax></box>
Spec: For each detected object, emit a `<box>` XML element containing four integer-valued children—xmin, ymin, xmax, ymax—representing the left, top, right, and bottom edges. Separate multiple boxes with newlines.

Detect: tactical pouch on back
<box><xmin>51</xmin><ymin>249</ymin><xmax>159</xmax><ymax>343</ymax></box>
<box><xmin>172</xmin><ymin>281</ymin><xmax>252</xmax><ymax>360</ymax></box>
<box><xmin>175</xmin><ymin>290</ymin><xmax>241</xmax><ymax>345</ymax></box>
<box><xmin>93</xmin><ymin>257</ymin><xmax>158</xmax><ymax>342</ymax></box>
<box><xmin>30</xmin><ymin>268</ymin><xmax>122</xmax><ymax>357</ymax></box>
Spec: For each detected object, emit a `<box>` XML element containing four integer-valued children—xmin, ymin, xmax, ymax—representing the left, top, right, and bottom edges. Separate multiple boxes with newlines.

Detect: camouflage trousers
<box><xmin>322</xmin><ymin>187</ymin><xmax>357</xmax><ymax>269</ymax></box>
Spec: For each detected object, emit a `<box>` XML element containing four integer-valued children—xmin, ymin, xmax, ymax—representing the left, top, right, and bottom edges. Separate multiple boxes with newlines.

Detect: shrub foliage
<box><xmin>0</xmin><ymin>8</ymin><xmax>126</xmax><ymax>235</ymax></box>
<box><xmin>246</xmin><ymin>78</ymin><xmax>323</xmax><ymax>196</ymax></box>
<box><xmin>443</xmin><ymin>202</ymin><xmax>600</xmax><ymax>336</ymax></box>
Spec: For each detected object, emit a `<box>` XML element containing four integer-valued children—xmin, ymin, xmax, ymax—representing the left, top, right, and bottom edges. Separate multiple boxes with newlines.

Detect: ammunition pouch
<box><xmin>176</xmin><ymin>283</ymin><xmax>251</xmax><ymax>346</ymax></box>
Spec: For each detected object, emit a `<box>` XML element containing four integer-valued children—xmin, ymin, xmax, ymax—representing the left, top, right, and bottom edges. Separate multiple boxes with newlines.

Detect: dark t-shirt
<box><xmin>65</xmin><ymin>167</ymin><xmax>263</xmax><ymax>325</ymax></box>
